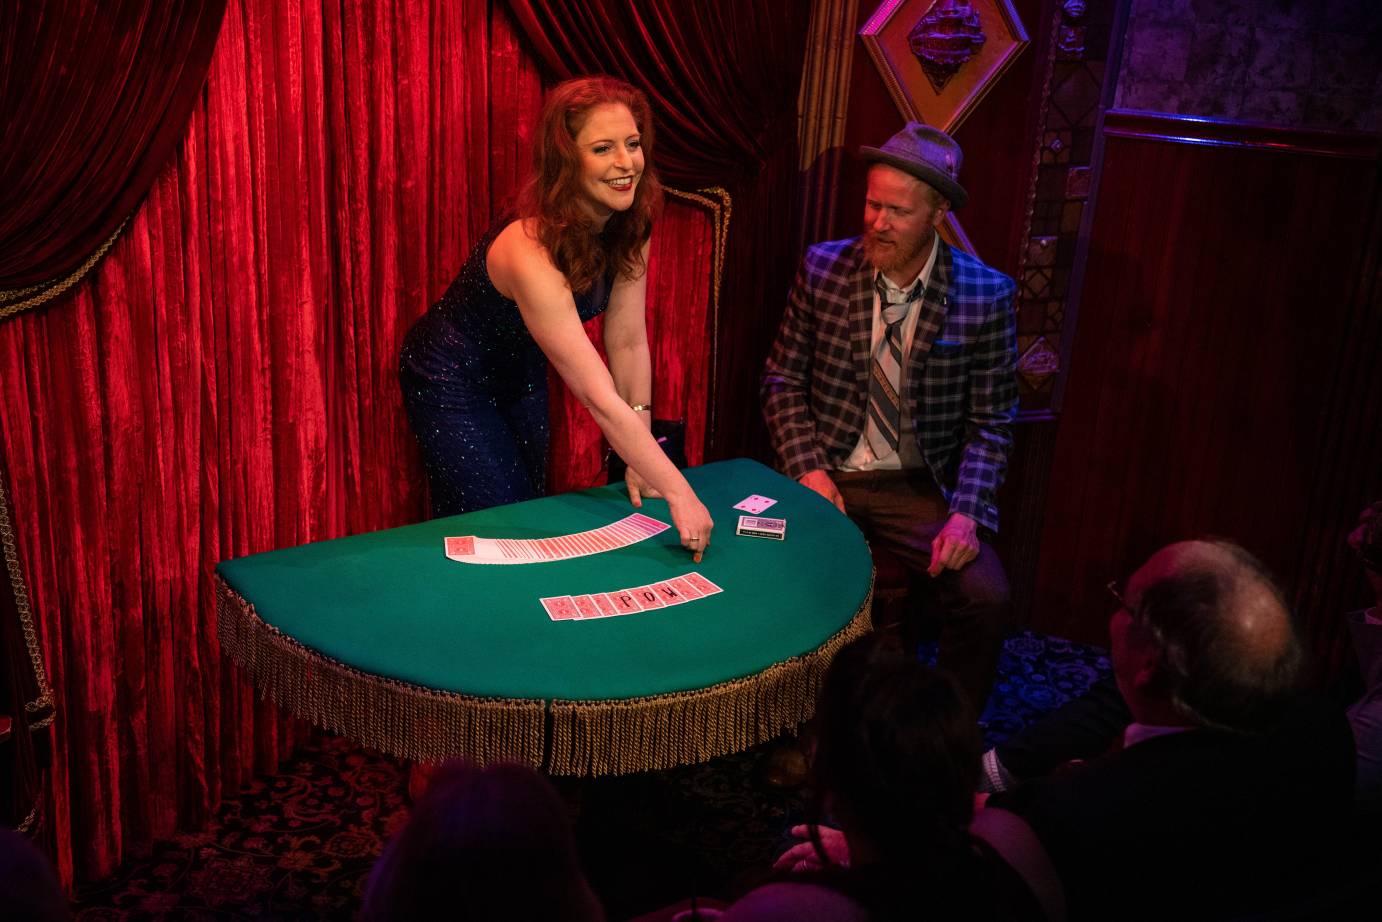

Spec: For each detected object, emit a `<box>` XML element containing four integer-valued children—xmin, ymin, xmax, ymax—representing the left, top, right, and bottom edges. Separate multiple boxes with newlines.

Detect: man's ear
<box><xmin>1130</xmin><ymin>645</ymin><xmax>1169</xmax><ymax>698</ymax></box>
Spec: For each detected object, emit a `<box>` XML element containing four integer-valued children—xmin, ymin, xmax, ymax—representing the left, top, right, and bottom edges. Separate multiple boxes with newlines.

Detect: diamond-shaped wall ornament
<box><xmin>1017</xmin><ymin>335</ymin><xmax>1060</xmax><ymax>389</ymax></box>
<box><xmin>861</xmin><ymin>0</ymin><xmax>1029</xmax><ymax>133</ymax></box>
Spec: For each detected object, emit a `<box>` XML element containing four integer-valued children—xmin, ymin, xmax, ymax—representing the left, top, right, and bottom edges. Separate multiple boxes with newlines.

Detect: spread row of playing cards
<box><xmin>445</xmin><ymin>512</ymin><xmax>669</xmax><ymax>565</ymax></box>
<box><xmin>540</xmin><ymin>571</ymin><xmax>723</xmax><ymax>621</ymax></box>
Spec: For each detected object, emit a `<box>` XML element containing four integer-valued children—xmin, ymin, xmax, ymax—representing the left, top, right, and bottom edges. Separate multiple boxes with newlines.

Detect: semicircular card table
<box><xmin>215</xmin><ymin>458</ymin><xmax>874</xmax><ymax>776</ymax></box>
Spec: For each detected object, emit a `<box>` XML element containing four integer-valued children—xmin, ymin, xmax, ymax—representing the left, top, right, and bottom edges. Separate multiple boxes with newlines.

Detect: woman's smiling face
<box><xmin>573</xmin><ymin>103</ymin><xmax>644</xmax><ymax>222</ymax></box>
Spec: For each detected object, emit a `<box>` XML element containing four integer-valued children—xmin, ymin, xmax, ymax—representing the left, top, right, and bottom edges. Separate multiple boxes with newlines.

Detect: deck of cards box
<box><xmin>736</xmin><ymin>515</ymin><xmax>786</xmax><ymax>540</ymax></box>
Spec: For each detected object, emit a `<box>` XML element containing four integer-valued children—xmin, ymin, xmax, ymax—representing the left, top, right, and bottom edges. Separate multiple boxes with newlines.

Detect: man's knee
<box><xmin>943</xmin><ymin>546</ymin><xmax>1011</xmax><ymax>617</ymax></box>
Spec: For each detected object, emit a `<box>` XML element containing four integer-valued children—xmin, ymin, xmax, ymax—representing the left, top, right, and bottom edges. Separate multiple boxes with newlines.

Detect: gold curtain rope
<box><xmin>0</xmin><ymin>458</ymin><xmax>55</xmax><ymax>716</ymax></box>
<box><xmin>0</xmin><ymin>216</ymin><xmax>131</xmax><ymax>321</ymax></box>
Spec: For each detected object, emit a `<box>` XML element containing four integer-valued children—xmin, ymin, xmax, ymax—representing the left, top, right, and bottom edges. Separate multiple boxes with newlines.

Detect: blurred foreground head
<box><xmin>362</xmin><ymin>761</ymin><xmax>602</xmax><ymax>922</ymax></box>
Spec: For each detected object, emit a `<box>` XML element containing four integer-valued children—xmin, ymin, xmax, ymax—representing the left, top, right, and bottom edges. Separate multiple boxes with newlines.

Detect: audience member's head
<box><xmin>0</xmin><ymin>828</ymin><xmax>69</xmax><ymax>922</ymax></box>
<box><xmin>361</xmin><ymin>761</ymin><xmax>602</xmax><ymax>922</ymax></box>
<box><xmin>811</xmin><ymin>632</ymin><xmax>981</xmax><ymax>870</ymax></box>
<box><xmin>1112</xmin><ymin>539</ymin><xmax>1304</xmax><ymax>733</ymax></box>
<box><xmin>1348</xmin><ymin>499</ymin><xmax>1382</xmax><ymax>603</ymax></box>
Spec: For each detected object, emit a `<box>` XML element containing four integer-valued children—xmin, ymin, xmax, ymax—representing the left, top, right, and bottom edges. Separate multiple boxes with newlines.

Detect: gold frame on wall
<box><xmin>860</xmin><ymin>0</ymin><xmax>1029</xmax><ymax>134</ymax></box>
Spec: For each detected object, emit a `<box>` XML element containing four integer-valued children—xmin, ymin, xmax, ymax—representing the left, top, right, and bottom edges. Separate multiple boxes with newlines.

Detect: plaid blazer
<box><xmin>762</xmin><ymin>237</ymin><xmax>1018</xmax><ymax>533</ymax></box>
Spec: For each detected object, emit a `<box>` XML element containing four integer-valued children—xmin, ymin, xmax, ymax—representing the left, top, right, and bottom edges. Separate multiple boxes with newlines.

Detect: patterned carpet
<box><xmin>71</xmin><ymin>630</ymin><xmax>1110</xmax><ymax>920</ymax></box>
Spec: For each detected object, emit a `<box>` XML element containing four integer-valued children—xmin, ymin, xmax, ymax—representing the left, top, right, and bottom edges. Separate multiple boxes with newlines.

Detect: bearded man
<box><xmin>762</xmin><ymin>123</ymin><xmax>1018</xmax><ymax>710</ymax></box>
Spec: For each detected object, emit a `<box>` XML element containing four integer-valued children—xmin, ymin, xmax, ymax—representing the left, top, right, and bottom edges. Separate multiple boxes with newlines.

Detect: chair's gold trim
<box><xmin>217</xmin><ymin>571</ymin><xmax>870</xmax><ymax>776</ymax></box>
<box><xmin>663</xmin><ymin>186</ymin><xmax>732</xmax><ymax>441</ymax></box>
<box><xmin>0</xmin><ymin>217</ymin><xmax>130</xmax><ymax>321</ymax></box>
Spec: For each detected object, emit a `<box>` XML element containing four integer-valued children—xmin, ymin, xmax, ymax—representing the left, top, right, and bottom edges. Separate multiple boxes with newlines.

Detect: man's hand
<box><xmin>928</xmin><ymin>512</ymin><xmax>980</xmax><ymax>576</ymax></box>
<box><xmin>772</xmin><ymin>824</ymin><xmax>850</xmax><ymax>873</ymax></box>
<box><xmin>798</xmin><ymin>469</ymin><xmax>845</xmax><ymax>514</ymax></box>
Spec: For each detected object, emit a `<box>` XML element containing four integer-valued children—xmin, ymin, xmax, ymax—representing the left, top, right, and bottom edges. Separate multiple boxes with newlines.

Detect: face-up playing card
<box><xmin>629</xmin><ymin>586</ymin><xmax>666</xmax><ymax>610</ymax></box>
<box><xmin>733</xmin><ymin>494</ymin><xmax>777</xmax><ymax>514</ymax></box>
<box><xmin>609</xmin><ymin>591</ymin><xmax>641</xmax><ymax>614</ymax></box>
<box><xmin>540</xmin><ymin>596</ymin><xmax>580</xmax><ymax>621</ymax></box>
<box><xmin>649</xmin><ymin>581</ymin><xmax>688</xmax><ymax>605</ymax></box>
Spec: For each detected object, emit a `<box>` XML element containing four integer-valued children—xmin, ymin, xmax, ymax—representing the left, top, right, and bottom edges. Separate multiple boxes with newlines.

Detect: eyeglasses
<box><xmin>1106</xmin><ymin>579</ymin><xmax>1129</xmax><ymax>611</ymax></box>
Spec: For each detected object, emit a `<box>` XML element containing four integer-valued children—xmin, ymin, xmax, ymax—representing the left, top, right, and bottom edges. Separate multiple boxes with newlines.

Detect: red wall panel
<box><xmin>1032</xmin><ymin>112</ymin><xmax>1382</xmax><ymax>651</ymax></box>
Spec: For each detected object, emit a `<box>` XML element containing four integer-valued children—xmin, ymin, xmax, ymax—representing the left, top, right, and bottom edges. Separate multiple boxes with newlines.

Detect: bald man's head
<box><xmin>1121</xmin><ymin>540</ymin><xmax>1304</xmax><ymax>732</ymax></box>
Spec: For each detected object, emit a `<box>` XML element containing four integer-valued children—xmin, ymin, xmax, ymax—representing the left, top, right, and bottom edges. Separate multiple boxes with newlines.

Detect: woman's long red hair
<box><xmin>517</xmin><ymin>76</ymin><xmax>663</xmax><ymax>294</ymax></box>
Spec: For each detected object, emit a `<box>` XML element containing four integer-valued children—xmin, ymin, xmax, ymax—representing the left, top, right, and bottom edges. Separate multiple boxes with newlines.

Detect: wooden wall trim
<box><xmin>1104</xmin><ymin>108</ymin><xmax>1382</xmax><ymax>161</ymax></box>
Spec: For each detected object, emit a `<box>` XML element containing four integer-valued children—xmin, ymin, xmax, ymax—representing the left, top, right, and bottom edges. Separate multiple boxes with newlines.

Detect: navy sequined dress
<box><xmin>400</xmin><ymin>220</ymin><xmax>613</xmax><ymax>516</ymax></box>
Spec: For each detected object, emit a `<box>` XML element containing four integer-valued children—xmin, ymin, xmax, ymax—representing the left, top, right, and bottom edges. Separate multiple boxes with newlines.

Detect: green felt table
<box><xmin>216</xmin><ymin>458</ymin><xmax>874</xmax><ymax>775</ymax></box>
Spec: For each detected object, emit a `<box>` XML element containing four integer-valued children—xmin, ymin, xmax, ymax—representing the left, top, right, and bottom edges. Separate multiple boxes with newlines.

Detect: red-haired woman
<box><xmin>400</xmin><ymin>76</ymin><xmax>713</xmax><ymax>558</ymax></box>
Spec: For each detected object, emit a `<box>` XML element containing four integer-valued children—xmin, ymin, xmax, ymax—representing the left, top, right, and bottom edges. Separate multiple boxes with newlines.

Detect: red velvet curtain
<box><xmin>0</xmin><ymin>0</ymin><xmax>720</xmax><ymax>884</ymax></box>
<box><xmin>503</xmin><ymin>0</ymin><xmax>811</xmax><ymax>461</ymax></box>
<box><xmin>0</xmin><ymin>1</ymin><xmax>227</xmax><ymax>290</ymax></box>
<box><xmin>0</xmin><ymin>0</ymin><xmax>525</xmax><ymax>884</ymax></box>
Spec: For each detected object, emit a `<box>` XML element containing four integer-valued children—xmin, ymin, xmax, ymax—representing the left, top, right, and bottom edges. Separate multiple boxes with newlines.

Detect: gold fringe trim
<box><xmin>547</xmin><ymin>578</ymin><xmax>872</xmax><ymax>776</ymax></box>
<box><xmin>664</xmin><ymin>186</ymin><xmax>732</xmax><ymax>441</ymax></box>
<box><xmin>216</xmin><ymin>576</ymin><xmax>547</xmax><ymax>767</ymax></box>
<box><xmin>0</xmin><ymin>216</ymin><xmax>130</xmax><ymax>321</ymax></box>
<box><xmin>218</xmin><ymin>572</ymin><xmax>872</xmax><ymax>776</ymax></box>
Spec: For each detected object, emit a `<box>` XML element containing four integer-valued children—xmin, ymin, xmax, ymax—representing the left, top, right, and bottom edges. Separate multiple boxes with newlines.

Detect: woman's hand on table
<box><xmin>667</xmin><ymin>489</ymin><xmax>714</xmax><ymax>563</ymax></box>
<box><xmin>625</xmin><ymin>466</ymin><xmax>662</xmax><ymax>506</ymax></box>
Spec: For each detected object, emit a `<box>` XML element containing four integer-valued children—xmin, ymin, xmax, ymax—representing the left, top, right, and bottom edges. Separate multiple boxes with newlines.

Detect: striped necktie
<box><xmin>866</xmin><ymin>278</ymin><xmax>921</xmax><ymax>458</ymax></box>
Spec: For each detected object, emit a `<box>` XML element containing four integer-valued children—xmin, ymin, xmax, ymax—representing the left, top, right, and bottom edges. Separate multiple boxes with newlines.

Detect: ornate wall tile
<box><xmin>1017</xmin><ymin>335</ymin><xmax>1061</xmax><ymax>391</ymax></box>
<box><xmin>1022</xmin><ymin>267</ymin><xmax>1052</xmax><ymax>301</ymax></box>
<box><xmin>1032</xmin><ymin>200</ymin><xmax>1062</xmax><ymax>238</ymax></box>
<box><xmin>860</xmin><ymin>0</ymin><xmax>1030</xmax><ymax>132</ymax></box>
<box><xmin>909</xmin><ymin>0</ymin><xmax>989</xmax><ymax>92</ymax></box>
<box><xmin>1071</xmin><ymin>124</ymin><xmax>1095</xmax><ymax>159</ymax></box>
<box><xmin>1065</xmin><ymin>166</ymin><xmax>1090</xmax><ymax>200</ymax></box>
<box><xmin>1027</xmin><ymin>236</ymin><xmax>1057</xmax><ymax>267</ymax></box>
<box><xmin>1041</xmin><ymin>130</ymin><xmax>1073</xmax><ymax>164</ymax></box>
<box><xmin>1052</xmin><ymin>63</ymin><xmax>1104</xmax><ymax>126</ymax></box>
<box><xmin>1056</xmin><ymin>26</ymin><xmax>1085</xmax><ymax>60</ymax></box>
<box><xmin>1050</xmin><ymin>266</ymin><xmax>1071</xmax><ymax>301</ymax></box>
<box><xmin>1060</xmin><ymin>202</ymin><xmax>1084</xmax><ymax>235</ymax></box>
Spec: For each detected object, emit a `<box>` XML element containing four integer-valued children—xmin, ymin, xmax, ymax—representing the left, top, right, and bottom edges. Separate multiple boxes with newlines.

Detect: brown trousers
<box><xmin>834</xmin><ymin>468</ymin><xmax>1011</xmax><ymax>712</ymax></box>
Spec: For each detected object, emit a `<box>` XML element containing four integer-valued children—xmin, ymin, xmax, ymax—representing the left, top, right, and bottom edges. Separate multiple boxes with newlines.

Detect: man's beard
<box><xmin>863</xmin><ymin>227</ymin><xmax>933</xmax><ymax>274</ymax></box>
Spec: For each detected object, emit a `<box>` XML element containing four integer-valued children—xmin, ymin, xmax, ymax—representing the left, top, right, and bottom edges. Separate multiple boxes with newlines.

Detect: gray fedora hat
<box><xmin>860</xmin><ymin>122</ymin><xmax>967</xmax><ymax>210</ymax></box>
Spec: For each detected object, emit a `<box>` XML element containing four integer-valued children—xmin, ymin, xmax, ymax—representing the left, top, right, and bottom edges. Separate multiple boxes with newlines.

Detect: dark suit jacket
<box><xmin>990</xmin><ymin>696</ymin><xmax>1357</xmax><ymax>920</ymax></box>
<box><xmin>761</xmin><ymin>237</ymin><xmax>1017</xmax><ymax>532</ymax></box>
